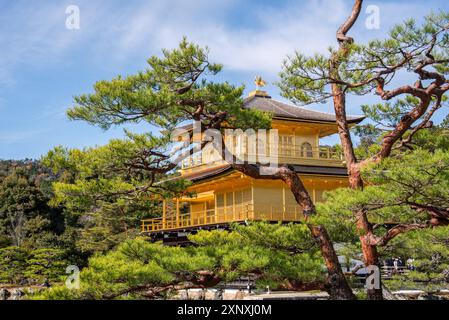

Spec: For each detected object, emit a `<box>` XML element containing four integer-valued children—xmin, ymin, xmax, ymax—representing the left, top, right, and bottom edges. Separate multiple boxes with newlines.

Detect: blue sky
<box><xmin>0</xmin><ymin>0</ymin><xmax>448</xmax><ymax>159</ymax></box>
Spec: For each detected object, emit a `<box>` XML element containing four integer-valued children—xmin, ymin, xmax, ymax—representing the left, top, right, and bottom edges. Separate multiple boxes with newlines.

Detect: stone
<box><xmin>418</xmin><ymin>294</ymin><xmax>444</xmax><ymax>300</ymax></box>
<box><xmin>179</xmin><ymin>290</ymin><xmax>189</xmax><ymax>300</ymax></box>
<box><xmin>0</xmin><ymin>288</ymin><xmax>11</xmax><ymax>300</ymax></box>
<box><xmin>214</xmin><ymin>289</ymin><xmax>224</xmax><ymax>300</ymax></box>
<box><xmin>11</xmin><ymin>288</ymin><xmax>24</xmax><ymax>300</ymax></box>
<box><xmin>198</xmin><ymin>289</ymin><xmax>206</xmax><ymax>300</ymax></box>
<box><xmin>234</xmin><ymin>289</ymin><xmax>245</xmax><ymax>300</ymax></box>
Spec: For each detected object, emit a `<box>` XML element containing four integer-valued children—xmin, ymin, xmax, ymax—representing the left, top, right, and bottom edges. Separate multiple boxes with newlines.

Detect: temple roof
<box><xmin>182</xmin><ymin>164</ymin><xmax>349</xmax><ymax>183</ymax></box>
<box><xmin>243</xmin><ymin>93</ymin><xmax>365</xmax><ymax>123</ymax></box>
<box><xmin>175</xmin><ymin>92</ymin><xmax>364</xmax><ymax>133</ymax></box>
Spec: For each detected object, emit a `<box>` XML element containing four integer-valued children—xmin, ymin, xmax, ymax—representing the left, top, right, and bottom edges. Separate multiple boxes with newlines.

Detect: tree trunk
<box><xmin>331</xmin><ymin>6</ymin><xmax>383</xmax><ymax>295</ymax></box>
<box><xmin>331</xmin><ymin>70</ymin><xmax>384</xmax><ymax>295</ymax></box>
<box><xmin>360</xmin><ymin>237</ymin><xmax>383</xmax><ymax>300</ymax></box>
<box><xmin>348</xmin><ymin>163</ymin><xmax>363</xmax><ymax>190</ymax></box>
<box><xmin>228</xmin><ymin>153</ymin><xmax>355</xmax><ymax>299</ymax></box>
<box><xmin>332</xmin><ymin>81</ymin><xmax>379</xmax><ymax>299</ymax></box>
<box><xmin>278</xmin><ymin>167</ymin><xmax>356</xmax><ymax>299</ymax></box>
<box><xmin>309</xmin><ymin>225</ymin><xmax>356</xmax><ymax>299</ymax></box>
<box><xmin>357</xmin><ymin>211</ymin><xmax>383</xmax><ymax>300</ymax></box>
<box><xmin>333</xmin><ymin>83</ymin><xmax>383</xmax><ymax>300</ymax></box>
<box><xmin>332</xmin><ymin>83</ymin><xmax>364</xmax><ymax>190</ymax></box>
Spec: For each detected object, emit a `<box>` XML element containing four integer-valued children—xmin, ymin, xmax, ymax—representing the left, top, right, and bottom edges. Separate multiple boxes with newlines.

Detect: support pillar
<box><xmin>162</xmin><ymin>199</ymin><xmax>167</xmax><ymax>229</ymax></box>
<box><xmin>176</xmin><ymin>199</ymin><xmax>180</xmax><ymax>228</ymax></box>
<box><xmin>282</xmin><ymin>186</ymin><xmax>286</xmax><ymax>220</ymax></box>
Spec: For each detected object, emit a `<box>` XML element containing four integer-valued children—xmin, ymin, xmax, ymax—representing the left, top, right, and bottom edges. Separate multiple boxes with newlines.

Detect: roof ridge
<box><xmin>270</xmin><ymin>97</ymin><xmax>364</xmax><ymax>118</ymax></box>
<box><xmin>245</xmin><ymin>96</ymin><xmax>365</xmax><ymax>120</ymax></box>
<box><xmin>265</xmin><ymin>99</ymin><xmax>300</xmax><ymax>118</ymax></box>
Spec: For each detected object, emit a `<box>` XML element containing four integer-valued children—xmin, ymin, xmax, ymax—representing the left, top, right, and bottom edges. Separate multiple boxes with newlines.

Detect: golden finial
<box><xmin>248</xmin><ymin>76</ymin><xmax>270</xmax><ymax>98</ymax></box>
<box><xmin>254</xmin><ymin>76</ymin><xmax>266</xmax><ymax>89</ymax></box>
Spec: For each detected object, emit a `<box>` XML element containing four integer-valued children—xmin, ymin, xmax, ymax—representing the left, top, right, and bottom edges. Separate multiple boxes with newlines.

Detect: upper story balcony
<box><xmin>180</xmin><ymin>144</ymin><xmax>344</xmax><ymax>173</ymax></box>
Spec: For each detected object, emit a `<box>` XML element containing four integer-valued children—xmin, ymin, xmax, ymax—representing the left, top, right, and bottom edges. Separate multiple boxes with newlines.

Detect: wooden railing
<box><xmin>274</xmin><ymin>145</ymin><xmax>341</xmax><ymax>160</ymax></box>
<box><xmin>141</xmin><ymin>204</ymin><xmax>303</xmax><ymax>233</ymax></box>
<box><xmin>181</xmin><ymin>145</ymin><xmax>341</xmax><ymax>169</ymax></box>
<box><xmin>381</xmin><ymin>266</ymin><xmax>410</xmax><ymax>278</ymax></box>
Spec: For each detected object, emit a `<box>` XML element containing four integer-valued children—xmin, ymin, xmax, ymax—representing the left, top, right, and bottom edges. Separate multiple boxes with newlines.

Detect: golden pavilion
<box><xmin>141</xmin><ymin>85</ymin><xmax>364</xmax><ymax>243</ymax></box>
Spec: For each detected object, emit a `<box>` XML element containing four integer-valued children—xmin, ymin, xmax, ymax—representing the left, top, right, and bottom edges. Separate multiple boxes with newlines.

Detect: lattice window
<box><xmin>279</xmin><ymin>135</ymin><xmax>293</xmax><ymax>156</ymax></box>
<box><xmin>301</xmin><ymin>142</ymin><xmax>313</xmax><ymax>158</ymax></box>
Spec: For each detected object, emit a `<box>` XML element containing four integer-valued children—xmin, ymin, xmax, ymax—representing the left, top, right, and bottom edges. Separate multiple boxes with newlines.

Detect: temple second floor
<box><xmin>177</xmin><ymin>90</ymin><xmax>364</xmax><ymax>177</ymax></box>
<box><xmin>180</xmin><ymin>136</ymin><xmax>345</xmax><ymax>175</ymax></box>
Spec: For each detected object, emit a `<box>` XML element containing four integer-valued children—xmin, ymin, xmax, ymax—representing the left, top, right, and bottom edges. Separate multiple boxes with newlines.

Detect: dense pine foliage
<box><xmin>1</xmin><ymin>8</ymin><xmax>448</xmax><ymax>300</ymax></box>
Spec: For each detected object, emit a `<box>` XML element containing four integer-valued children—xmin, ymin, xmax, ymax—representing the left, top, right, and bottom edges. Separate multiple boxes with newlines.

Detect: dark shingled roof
<box><xmin>182</xmin><ymin>164</ymin><xmax>348</xmax><ymax>183</ymax></box>
<box><xmin>291</xmin><ymin>165</ymin><xmax>348</xmax><ymax>176</ymax></box>
<box><xmin>243</xmin><ymin>95</ymin><xmax>365</xmax><ymax>123</ymax></box>
<box><xmin>183</xmin><ymin>165</ymin><xmax>234</xmax><ymax>182</ymax></box>
<box><xmin>174</xmin><ymin>95</ymin><xmax>364</xmax><ymax>132</ymax></box>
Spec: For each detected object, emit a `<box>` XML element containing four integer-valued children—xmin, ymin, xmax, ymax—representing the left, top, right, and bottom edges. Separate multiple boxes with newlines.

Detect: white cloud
<box><xmin>0</xmin><ymin>0</ymin><xmax>350</xmax><ymax>85</ymax></box>
<box><xmin>104</xmin><ymin>0</ymin><xmax>349</xmax><ymax>72</ymax></box>
<box><xmin>0</xmin><ymin>2</ymin><xmax>69</xmax><ymax>85</ymax></box>
<box><xmin>0</xmin><ymin>0</ymin><xmax>443</xmax><ymax>86</ymax></box>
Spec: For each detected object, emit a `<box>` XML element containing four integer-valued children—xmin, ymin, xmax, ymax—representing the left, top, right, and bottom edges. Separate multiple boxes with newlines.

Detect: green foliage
<box><xmin>0</xmin><ymin>161</ymin><xmax>62</xmax><ymax>249</ymax></box>
<box><xmin>361</xmin><ymin>96</ymin><xmax>422</xmax><ymax>128</ymax></box>
<box><xmin>316</xmin><ymin>149</ymin><xmax>449</xmax><ymax>241</ymax></box>
<box><xmin>352</xmin><ymin>124</ymin><xmax>383</xmax><ymax>159</ymax></box>
<box><xmin>231</xmin><ymin>222</ymin><xmax>316</xmax><ymax>255</ymax></box>
<box><xmin>278</xmin><ymin>52</ymin><xmax>330</xmax><ymax>104</ymax></box>
<box><xmin>0</xmin><ymin>160</ymin><xmax>90</xmax><ymax>284</ymax></box>
<box><xmin>406</xmin><ymin>125</ymin><xmax>449</xmax><ymax>152</ymax></box>
<box><xmin>43</xmin><ymin>134</ymin><xmax>190</xmax><ymax>204</ymax></box>
<box><xmin>381</xmin><ymin>226</ymin><xmax>449</xmax><ymax>291</ymax></box>
<box><xmin>0</xmin><ymin>246</ymin><xmax>28</xmax><ymax>284</ymax></box>
<box><xmin>67</xmin><ymin>38</ymin><xmax>271</xmax><ymax>132</ymax></box>
<box><xmin>0</xmin><ymin>246</ymin><xmax>67</xmax><ymax>285</ymax></box>
<box><xmin>279</xmin><ymin>11</ymin><xmax>449</xmax><ymax>158</ymax></box>
<box><xmin>35</xmin><ymin>224</ymin><xmax>325</xmax><ymax>300</ymax></box>
<box><xmin>280</xmin><ymin>12</ymin><xmax>449</xmax><ymax>105</ymax></box>
<box><xmin>17</xmin><ymin>23</ymin><xmax>449</xmax><ymax>299</ymax></box>
<box><xmin>34</xmin><ymin>238</ymin><xmax>216</xmax><ymax>299</ymax></box>
<box><xmin>23</xmin><ymin>248</ymin><xmax>68</xmax><ymax>283</ymax></box>
<box><xmin>38</xmin><ymin>39</ymin><xmax>275</xmax><ymax>256</ymax></box>
<box><xmin>316</xmin><ymin>146</ymin><xmax>449</xmax><ymax>293</ymax></box>
<box><xmin>192</xmin><ymin>223</ymin><xmax>324</xmax><ymax>285</ymax></box>
<box><xmin>41</xmin><ymin>135</ymin><xmax>189</xmax><ymax>254</ymax></box>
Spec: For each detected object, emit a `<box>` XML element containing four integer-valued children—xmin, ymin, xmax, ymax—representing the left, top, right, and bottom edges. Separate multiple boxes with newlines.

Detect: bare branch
<box><xmin>336</xmin><ymin>0</ymin><xmax>363</xmax><ymax>44</ymax></box>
